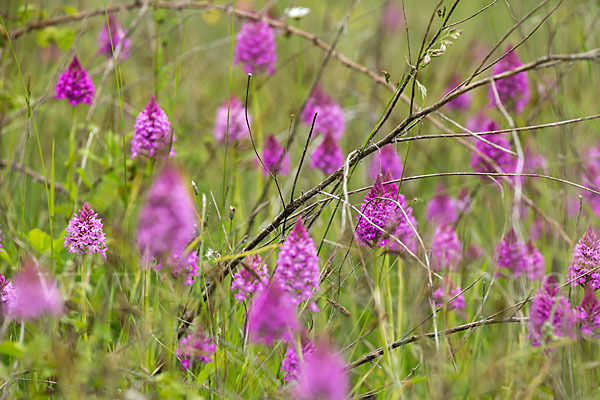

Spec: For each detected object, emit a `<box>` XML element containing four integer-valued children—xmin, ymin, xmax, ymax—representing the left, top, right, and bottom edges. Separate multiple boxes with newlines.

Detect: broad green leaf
<box><xmin>37</xmin><ymin>27</ymin><xmax>57</xmax><ymax>48</ymax></box>
<box><xmin>62</xmin><ymin>6</ymin><xmax>78</xmax><ymax>15</ymax></box>
<box><xmin>27</xmin><ymin>228</ymin><xmax>52</xmax><ymax>254</ymax></box>
<box><xmin>56</xmin><ymin>27</ymin><xmax>75</xmax><ymax>51</ymax></box>
<box><xmin>0</xmin><ymin>341</ymin><xmax>25</xmax><ymax>358</ymax></box>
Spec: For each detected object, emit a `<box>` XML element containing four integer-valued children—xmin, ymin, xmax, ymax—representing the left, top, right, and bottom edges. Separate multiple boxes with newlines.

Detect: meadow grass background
<box><xmin>1</xmin><ymin>0</ymin><xmax>600</xmax><ymax>398</ymax></box>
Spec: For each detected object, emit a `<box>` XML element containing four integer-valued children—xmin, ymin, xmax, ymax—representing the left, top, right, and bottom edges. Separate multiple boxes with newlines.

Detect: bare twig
<box><xmin>346</xmin><ymin>317</ymin><xmax>527</xmax><ymax>370</ymax></box>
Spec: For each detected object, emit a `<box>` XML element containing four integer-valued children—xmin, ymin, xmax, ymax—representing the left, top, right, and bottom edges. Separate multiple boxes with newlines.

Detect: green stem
<box><xmin>67</xmin><ymin>107</ymin><xmax>78</xmax><ymax>211</ymax></box>
<box><xmin>220</xmin><ymin>0</ymin><xmax>236</xmax><ymax>249</ymax></box>
<box><xmin>81</xmin><ymin>254</ymin><xmax>88</xmax><ymax>343</ymax></box>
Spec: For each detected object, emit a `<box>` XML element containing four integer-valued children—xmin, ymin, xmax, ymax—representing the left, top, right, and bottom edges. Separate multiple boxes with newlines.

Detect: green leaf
<box><xmin>76</xmin><ymin>168</ymin><xmax>91</xmax><ymax>189</ymax></box>
<box><xmin>0</xmin><ymin>250</ymin><xmax>11</xmax><ymax>264</ymax></box>
<box><xmin>0</xmin><ymin>341</ymin><xmax>25</xmax><ymax>358</ymax></box>
<box><xmin>37</xmin><ymin>27</ymin><xmax>57</xmax><ymax>48</ymax></box>
<box><xmin>62</xmin><ymin>6</ymin><xmax>78</xmax><ymax>15</ymax></box>
<box><xmin>27</xmin><ymin>228</ymin><xmax>52</xmax><ymax>254</ymax></box>
<box><xmin>55</xmin><ymin>27</ymin><xmax>75</xmax><ymax>51</ymax></box>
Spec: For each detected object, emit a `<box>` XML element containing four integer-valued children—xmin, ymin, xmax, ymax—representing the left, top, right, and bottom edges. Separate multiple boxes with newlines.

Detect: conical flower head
<box><xmin>64</xmin><ymin>202</ymin><xmax>108</xmax><ymax>259</ymax></box>
<box><xmin>444</xmin><ymin>75</ymin><xmax>471</xmax><ymax>111</ymax></box>
<box><xmin>281</xmin><ymin>338</ymin><xmax>315</xmax><ymax>384</ymax></box>
<box><xmin>310</xmin><ymin>134</ymin><xmax>343</xmax><ymax>175</ymax></box>
<box><xmin>494</xmin><ymin>229</ymin><xmax>529</xmax><ymax>276</ymax></box>
<box><xmin>292</xmin><ymin>341</ymin><xmax>350</xmax><ymax>400</ymax></box>
<box><xmin>234</xmin><ymin>21</ymin><xmax>277</xmax><ymax>75</ymax></box>
<box><xmin>426</xmin><ymin>185</ymin><xmax>458</xmax><ymax>225</ymax></box>
<box><xmin>231</xmin><ymin>254</ymin><xmax>269</xmax><ymax>302</ymax></box>
<box><xmin>55</xmin><ymin>55</ymin><xmax>95</xmax><ymax>106</ymax></box>
<box><xmin>6</xmin><ymin>265</ymin><xmax>62</xmax><ymax>320</ymax></box>
<box><xmin>355</xmin><ymin>175</ymin><xmax>396</xmax><ymax>247</ymax></box>
<box><xmin>576</xmin><ymin>285</ymin><xmax>600</xmax><ymax>337</ymax></box>
<box><xmin>381</xmin><ymin>1</ymin><xmax>405</xmax><ymax>33</ymax></box>
<box><xmin>528</xmin><ymin>281</ymin><xmax>555</xmax><ymax>346</ymax></box>
<box><xmin>176</xmin><ymin>325</ymin><xmax>216</xmax><ymax>370</ymax></box>
<box><xmin>431</xmin><ymin>223</ymin><xmax>462</xmax><ymax>271</ymax></box>
<box><xmin>568</xmin><ymin>226</ymin><xmax>600</xmax><ymax>289</ymax></box>
<box><xmin>156</xmin><ymin>249</ymin><xmax>199</xmax><ymax>286</ymax></box>
<box><xmin>213</xmin><ymin>96</ymin><xmax>250</xmax><ymax>144</ymax></box>
<box><xmin>260</xmin><ymin>135</ymin><xmax>290</xmax><ymax>176</ymax></box>
<box><xmin>528</xmin><ymin>276</ymin><xmax>575</xmax><ymax>347</ymax></box>
<box><xmin>433</xmin><ymin>279</ymin><xmax>465</xmax><ymax>312</ymax></box>
<box><xmin>355</xmin><ymin>176</ymin><xmax>417</xmax><ymax>252</ymax></box>
<box><xmin>524</xmin><ymin>145</ymin><xmax>547</xmax><ymax>174</ymax></box>
<box><xmin>526</xmin><ymin>241</ymin><xmax>545</xmax><ymax>281</ymax></box>
<box><xmin>470</xmin><ymin>120</ymin><xmax>516</xmax><ymax>176</ymax></box>
<box><xmin>98</xmin><ymin>14</ymin><xmax>131</xmax><ymax>59</ymax></box>
<box><xmin>0</xmin><ymin>274</ymin><xmax>14</xmax><ymax>306</ymax></box>
<box><xmin>489</xmin><ymin>45</ymin><xmax>530</xmax><ymax>114</ymax></box>
<box><xmin>248</xmin><ymin>281</ymin><xmax>299</xmax><ymax>345</ymax></box>
<box><xmin>131</xmin><ymin>95</ymin><xmax>174</xmax><ymax>159</ymax></box>
<box><xmin>581</xmin><ymin>166</ymin><xmax>600</xmax><ymax>218</ymax></box>
<box><xmin>368</xmin><ymin>145</ymin><xmax>404</xmax><ymax>180</ymax></box>
<box><xmin>466</xmin><ymin>112</ymin><xmax>490</xmax><ymax>133</ymax></box>
<box><xmin>302</xmin><ymin>86</ymin><xmax>345</xmax><ymax>139</ymax></box>
<box><xmin>137</xmin><ymin>165</ymin><xmax>197</xmax><ymax>264</ymax></box>
<box><xmin>552</xmin><ymin>297</ymin><xmax>576</xmax><ymax>341</ymax></box>
<box><xmin>276</xmin><ymin>218</ymin><xmax>320</xmax><ymax>309</ymax></box>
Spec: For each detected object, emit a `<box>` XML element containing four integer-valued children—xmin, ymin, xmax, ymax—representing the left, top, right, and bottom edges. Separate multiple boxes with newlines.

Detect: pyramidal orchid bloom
<box><xmin>494</xmin><ymin>229</ymin><xmax>529</xmax><ymax>276</ymax></box>
<box><xmin>292</xmin><ymin>341</ymin><xmax>350</xmax><ymax>400</ymax></box>
<box><xmin>302</xmin><ymin>86</ymin><xmax>345</xmax><ymax>139</ymax></box>
<box><xmin>426</xmin><ymin>185</ymin><xmax>458</xmax><ymax>225</ymax></box>
<box><xmin>444</xmin><ymin>76</ymin><xmax>471</xmax><ymax>111</ymax></box>
<box><xmin>310</xmin><ymin>134</ymin><xmax>343</xmax><ymax>175</ymax></box>
<box><xmin>234</xmin><ymin>20</ymin><xmax>277</xmax><ymax>75</ymax></box>
<box><xmin>489</xmin><ymin>45</ymin><xmax>530</xmax><ymax>114</ymax></box>
<box><xmin>431</xmin><ymin>223</ymin><xmax>462</xmax><ymax>271</ymax></box>
<box><xmin>470</xmin><ymin>119</ymin><xmax>516</xmax><ymax>177</ymax></box>
<box><xmin>576</xmin><ymin>285</ymin><xmax>600</xmax><ymax>338</ymax></box>
<box><xmin>0</xmin><ymin>274</ymin><xmax>14</xmax><ymax>307</ymax></box>
<box><xmin>137</xmin><ymin>165</ymin><xmax>197</xmax><ymax>265</ymax></box>
<box><xmin>276</xmin><ymin>218</ymin><xmax>320</xmax><ymax>311</ymax></box>
<box><xmin>526</xmin><ymin>241</ymin><xmax>545</xmax><ymax>281</ymax></box>
<box><xmin>568</xmin><ymin>226</ymin><xmax>600</xmax><ymax>289</ymax></box>
<box><xmin>528</xmin><ymin>276</ymin><xmax>575</xmax><ymax>347</ymax></box>
<box><xmin>523</xmin><ymin>145</ymin><xmax>547</xmax><ymax>174</ymax></box>
<box><xmin>355</xmin><ymin>176</ymin><xmax>417</xmax><ymax>253</ymax></box>
<box><xmin>577</xmin><ymin>289</ymin><xmax>600</xmax><ymax>336</ymax></box>
<box><xmin>98</xmin><ymin>14</ymin><xmax>131</xmax><ymax>59</ymax></box>
<box><xmin>466</xmin><ymin>112</ymin><xmax>490</xmax><ymax>133</ymax></box>
<box><xmin>381</xmin><ymin>1</ymin><xmax>405</xmax><ymax>33</ymax></box>
<box><xmin>247</xmin><ymin>281</ymin><xmax>299</xmax><ymax>345</ymax></box>
<box><xmin>355</xmin><ymin>175</ymin><xmax>396</xmax><ymax>247</ymax></box>
<box><xmin>176</xmin><ymin>325</ymin><xmax>216</xmax><ymax>370</ymax></box>
<box><xmin>581</xmin><ymin>166</ymin><xmax>600</xmax><ymax>218</ymax></box>
<box><xmin>281</xmin><ymin>338</ymin><xmax>315</xmax><ymax>384</ymax></box>
<box><xmin>368</xmin><ymin>145</ymin><xmax>404</xmax><ymax>180</ymax></box>
<box><xmin>260</xmin><ymin>135</ymin><xmax>290</xmax><ymax>176</ymax></box>
<box><xmin>64</xmin><ymin>202</ymin><xmax>108</xmax><ymax>259</ymax></box>
<box><xmin>433</xmin><ymin>279</ymin><xmax>465</xmax><ymax>312</ymax></box>
<box><xmin>55</xmin><ymin>55</ymin><xmax>95</xmax><ymax>106</ymax></box>
<box><xmin>156</xmin><ymin>249</ymin><xmax>199</xmax><ymax>286</ymax></box>
<box><xmin>6</xmin><ymin>265</ymin><xmax>62</xmax><ymax>320</ymax></box>
<box><xmin>231</xmin><ymin>255</ymin><xmax>269</xmax><ymax>303</ymax></box>
<box><xmin>213</xmin><ymin>96</ymin><xmax>250</xmax><ymax>144</ymax></box>
<box><xmin>131</xmin><ymin>95</ymin><xmax>174</xmax><ymax>159</ymax></box>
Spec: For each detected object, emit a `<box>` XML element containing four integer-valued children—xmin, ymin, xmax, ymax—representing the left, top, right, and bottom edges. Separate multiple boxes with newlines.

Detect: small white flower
<box><xmin>421</xmin><ymin>54</ymin><xmax>431</xmax><ymax>66</ymax></box>
<box><xmin>284</xmin><ymin>7</ymin><xmax>310</xmax><ymax>19</ymax></box>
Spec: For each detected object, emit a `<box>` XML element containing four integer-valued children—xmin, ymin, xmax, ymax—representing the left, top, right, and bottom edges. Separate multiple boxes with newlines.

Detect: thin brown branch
<box><xmin>346</xmin><ymin>317</ymin><xmax>527</xmax><ymax>370</ymax></box>
<box><xmin>0</xmin><ymin>159</ymin><xmax>67</xmax><ymax>194</ymax></box>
